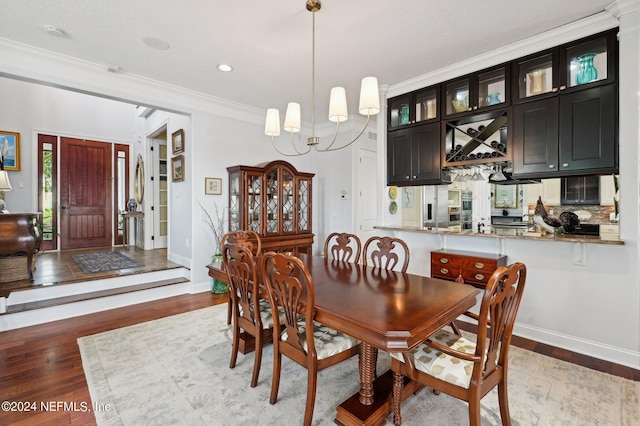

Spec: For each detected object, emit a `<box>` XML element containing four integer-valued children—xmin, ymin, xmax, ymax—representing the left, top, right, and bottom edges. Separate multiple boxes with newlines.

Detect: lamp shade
<box><xmin>358</xmin><ymin>76</ymin><xmax>380</xmax><ymax>115</ymax></box>
<box><xmin>283</xmin><ymin>102</ymin><xmax>301</xmax><ymax>133</ymax></box>
<box><xmin>264</xmin><ymin>108</ymin><xmax>281</xmax><ymax>136</ymax></box>
<box><xmin>0</xmin><ymin>170</ymin><xmax>12</xmax><ymax>191</ymax></box>
<box><xmin>328</xmin><ymin>87</ymin><xmax>348</xmax><ymax>123</ymax></box>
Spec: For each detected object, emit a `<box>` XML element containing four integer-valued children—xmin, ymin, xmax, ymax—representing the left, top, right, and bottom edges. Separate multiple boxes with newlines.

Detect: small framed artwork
<box><xmin>0</xmin><ymin>131</ymin><xmax>21</xmax><ymax>171</ymax></box>
<box><xmin>171</xmin><ymin>155</ymin><xmax>185</xmax><ymax>182</ymax></box>
<box><xmin>494</xmin><ymin>184</ymin><xmax>518</xmax><ymax>208</ymax></box>
<box><xmin>171</xmin><ymin>129</ymin><xmax>184</xmax><ymax>155</ymax></box>
<box><xmin>205</xmin><ymin>177</ymin><xmax>222</xmax><ymax>195</ymax></box>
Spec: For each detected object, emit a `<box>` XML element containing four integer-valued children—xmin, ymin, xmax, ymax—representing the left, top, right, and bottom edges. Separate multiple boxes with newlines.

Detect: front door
<box><xmin>60</xmin><ymin>137</ymin><xmax>113</xmax><ymax>249</ymax></box>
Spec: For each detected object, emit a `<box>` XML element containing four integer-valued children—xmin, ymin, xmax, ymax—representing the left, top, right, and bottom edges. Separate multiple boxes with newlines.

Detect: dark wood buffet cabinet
<box><xmin>227</xmin><ymin>160</ymin><xmax>314</xmax><ymax>255</ymax></box>
<box><xmin>387</xmin><ymin>28</ymin><xmax>619</xmax><ymax>186</ymax></box>
<box><xmin>0</xmin><ymin>212</ymin><xmax>42</xmax><ymax>282</ymax></box>
<box><xmin>431</xmin><ymin>249</ymin><xmax>507</xmax><ymax>289</ymax></box>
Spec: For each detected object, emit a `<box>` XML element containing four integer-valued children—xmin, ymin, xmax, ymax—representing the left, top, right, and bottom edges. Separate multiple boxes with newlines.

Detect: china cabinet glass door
<box><xmin>281</xmin><ymin>168</ymin><xmax>294</xmax><ymax>233</ymax></box>
<box><xmin>229</xmin><ymin>171</ymin><xmax>240</xmax><ymax>231</ymax></box>
<box><xmin>297</xmin><ymin>177</ymin><xmax>311</xmax><ymax>232</ymax></box>
<box><xmin>265</xmin><ymin>167</ymin><xmax>279</xmax><ymax>235</ymax></box>
<box><xmin>246</xmin><ymin>172</ymin><xmax>262</xmax><ymax>233</ymax></box>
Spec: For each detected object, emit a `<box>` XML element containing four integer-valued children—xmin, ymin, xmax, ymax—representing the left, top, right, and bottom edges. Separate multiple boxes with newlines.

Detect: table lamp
<box><xmin>0</xmin><ymin>170</ymin><xmax>13</xmax><ymax>212</ymax></box>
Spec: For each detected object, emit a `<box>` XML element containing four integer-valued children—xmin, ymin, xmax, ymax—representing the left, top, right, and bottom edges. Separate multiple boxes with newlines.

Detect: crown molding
<box><xmin>387</xmin><ymin>11</ymin><xmax>619</xmax><ymax>99</ymax></box>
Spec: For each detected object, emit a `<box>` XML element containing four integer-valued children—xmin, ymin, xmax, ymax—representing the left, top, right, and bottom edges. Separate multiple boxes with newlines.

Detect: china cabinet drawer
<box><xmin>431</xmin><ymin>249</ymin><xmax>507</xmax><ymax>288</ymax></box>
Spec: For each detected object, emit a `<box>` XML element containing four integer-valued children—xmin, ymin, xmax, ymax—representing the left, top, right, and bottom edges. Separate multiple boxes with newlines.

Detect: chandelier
<box><xmin>264</xmin><ymin>0</ymin><xmax>380</xmax><ymax>156</ymax></box>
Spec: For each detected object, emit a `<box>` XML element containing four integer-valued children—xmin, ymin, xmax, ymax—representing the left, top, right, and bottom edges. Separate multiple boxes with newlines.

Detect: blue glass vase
<box><xmin>576</xmin><ymin>53</ymin><xmax>597</xmax><ymax>85</ymax></box>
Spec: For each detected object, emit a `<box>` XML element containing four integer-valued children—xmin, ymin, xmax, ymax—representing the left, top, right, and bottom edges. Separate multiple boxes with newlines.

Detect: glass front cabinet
<box><xmin>228</xmin><ymin>160</ymin><xmax>314</xmax><ymax>255</ymax></box>
<box><xmin>443</xmin><ymin>64</ymin><xmax>509</xmax><ymax>117</ymax></box>
<box><xmin>512</xmin><ymin>29</ymin><xmax>617</xmax><ymax>102</ymax></box>
<box><xmin>388</xmin><ymin>85</ymin><xmax>439</xmax><ymax>131</ymax></box>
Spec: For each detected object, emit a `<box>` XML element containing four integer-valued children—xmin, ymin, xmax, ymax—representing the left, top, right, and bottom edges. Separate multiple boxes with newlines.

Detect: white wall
<box><xmin>0</xmin><ymin>77</ymin><xmax>137</xmax><ymax>213</ymax></box>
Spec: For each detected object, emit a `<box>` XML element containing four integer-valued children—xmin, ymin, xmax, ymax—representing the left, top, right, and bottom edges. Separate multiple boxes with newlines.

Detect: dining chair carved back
<box><xmin>220</xmin><ymin>230</ymin><xmax>263</xmax><ymax>325</ymax></box>
<box><xmin>390</xmin><ymin>262</ymin><xmax>527</xmax><ymax>426</ymax></box>
<box><xmin>260</xmin><ymin>251</ymin><xmax>361</xmax><ymax>426</ymax></box>
<box><xmin>222</xmin><ymin>243</ymin><xmax>276</xmax><ymax>388</ymax></box>
<box><xmin>323</xmin><ymin>232</ymin><xmax>362</xmax><ymax>263</ymax></box>
<box><xmin>363</xmin><ymin>236</ymin><xmax>410</xmax><ymax>273</ymax></box>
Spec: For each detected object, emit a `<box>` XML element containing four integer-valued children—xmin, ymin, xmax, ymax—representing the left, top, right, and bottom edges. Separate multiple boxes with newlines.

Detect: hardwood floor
<box><xmin>0</xmin><ymin>291</ymin><xmax>637</xmax><ymax>425</ymax></box>
<box><xmin>0</xmin><ymin>292</ymin><xmax>227</xmax><ymax>425</ymax></box>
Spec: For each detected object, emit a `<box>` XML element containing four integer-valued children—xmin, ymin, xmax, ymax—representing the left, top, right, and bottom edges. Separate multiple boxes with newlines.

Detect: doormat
<box><xmin>71</xmin><ymin>252</ymin><xmax>144</xmax><ymax>274</ymax></box>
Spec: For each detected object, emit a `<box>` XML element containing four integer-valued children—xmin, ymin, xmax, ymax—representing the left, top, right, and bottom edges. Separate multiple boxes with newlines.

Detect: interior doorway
<box><xmin>149</xmin><ymin>127</ymin><xmax>169</xmax><ymax>249</ymax></box>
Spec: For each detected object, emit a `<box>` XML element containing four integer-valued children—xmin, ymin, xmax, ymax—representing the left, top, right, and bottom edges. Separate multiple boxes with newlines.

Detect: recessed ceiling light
<box><xmin>142</xmin><ymin>37</ymin><xmax>170</xmax><ymax>51</ymax></box>
<box><xmin>45</xmin><ymin>25</ymin><xmax>66</xmax><ymax>37</ymax></box>
<box><xmin>217</xmin><ymin>64</ymin><xmax>233</xmax><ymax>72</ymax></box>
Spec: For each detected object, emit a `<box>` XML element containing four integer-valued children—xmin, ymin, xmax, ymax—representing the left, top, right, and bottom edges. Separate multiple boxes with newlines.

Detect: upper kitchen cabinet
<box><xmin>388</xmin><ymin>85</ymin><xmax>439</xmax><ymax>131</ymax></box>
<box><xmin>513</xmin><ymin>83</ymin><xmax>616</xmax><ymax>177</ymax></box>
<box><xmin>388</xmin><ymin>122</ymin><xmax>442</xmax><ymax>186</ymax></box>
<box><xmin>513</xmin><ymin>29</ymin><xmax>617</xmax><ymax>103</ymax></box>
<box><xmin>443</xmin><ymin>64</ymin><xmax>509</xmax><ymax>117</ymax></box>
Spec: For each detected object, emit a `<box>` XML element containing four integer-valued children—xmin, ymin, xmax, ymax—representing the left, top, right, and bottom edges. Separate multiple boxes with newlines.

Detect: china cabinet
<box><xmin>388</xmin><ymin>85</ymin><xmax>439</xmax><ymax>131</ymax></box>
<box><xmin>387</xmin><ymin>122</ymin><xmax>442</xmax><ymax>186</ymax></box>
<box><xmin>443</xmin><ymin>64</ymin><xmax>509</xmax><ymax>117</ymax></box>
<box><xmin>227</xmin><ymin>160</ymin><xmax>314</xmax><ymax>255</ymax></box>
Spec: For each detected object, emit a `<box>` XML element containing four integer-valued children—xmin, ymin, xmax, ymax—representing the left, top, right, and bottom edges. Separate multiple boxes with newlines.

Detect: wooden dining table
<box><xmin>207</xmin><ymin>254</ymin><xmax>480</xmax><ymax>426</ymax></box>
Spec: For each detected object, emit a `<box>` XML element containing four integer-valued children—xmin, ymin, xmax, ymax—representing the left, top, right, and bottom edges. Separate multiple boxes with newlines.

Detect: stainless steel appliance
<box><xmin>422</xmin><ymin>185</ymin><xmax>450</xmax><ymax>228</ymax></box>
<box><xmin>461</xmin><ymin>190</ymin><xmax>472</xmax><ymax>230</ymax></box>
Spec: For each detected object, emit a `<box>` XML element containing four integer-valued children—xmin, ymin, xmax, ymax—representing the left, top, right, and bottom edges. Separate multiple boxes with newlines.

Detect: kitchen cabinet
<box><xmin>387</xmin><ymin>122</ymin><xmax>442</xmax><ymax>186</ymax></box>
<box><xmin>512</xmin><ymin>29</ymin><xmax>617</xmax><ymax>103</ymax></box>
<box><xmin>561</xmin><ymin>175</ymin><xmax>600</xmax><ymax>205</ymax></box>
<box><xmin>388</xmin><ymin>85</ymin><xmax>439</xmax><ymax>131</ymax></box>
<box><xmin>599</xmin><ymin>175</ymin><xmax>616</xmax><ymax>206</ymax></box>
<box><xmin>443</xmin><ymin>64</ymin><xmax>509</xmax><ymax>117</ymax></box>
<box><xmin>431</xmin><ymin>249</ymin><xmax>507</xmax><ymax>289</ymax></box>
<box><xmin>512</xmin><ymin>84</ymin><xmax>616</xmax><ymax>177</ymax></box>
<box><xmin>227</xmin><ymin>160</ymin><xmax>314</xmax><ymax>255</ymax></box>
<box><xmin>525</xmin><ymin>178</ymin><xmax>561</xmax><ymax>205</ymax></box>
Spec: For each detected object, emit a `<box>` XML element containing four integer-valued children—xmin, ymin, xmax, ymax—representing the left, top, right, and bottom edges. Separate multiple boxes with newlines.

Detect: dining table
<box><xmin>207</xmin><ymin>254</ymin><xmax>480</xmax><ymax>426</ymax></box>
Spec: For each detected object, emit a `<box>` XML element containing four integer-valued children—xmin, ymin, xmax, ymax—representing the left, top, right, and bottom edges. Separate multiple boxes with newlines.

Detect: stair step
<box><xmin>4</xmin><ymin>277</ymin><xmax>189</xmax><ymax>314</ymax></box>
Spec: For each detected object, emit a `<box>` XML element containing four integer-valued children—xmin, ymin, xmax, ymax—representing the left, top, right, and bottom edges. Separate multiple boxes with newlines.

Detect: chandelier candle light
<box><xmin>264</xmin><ymin>0</ymin><xmax>380</xmax><ymax>156</ymax></box>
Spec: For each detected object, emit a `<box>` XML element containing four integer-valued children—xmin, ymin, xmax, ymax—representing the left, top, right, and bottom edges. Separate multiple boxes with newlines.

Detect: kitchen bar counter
<box><xmin>374</xmin><ymin>225</ymin><xmax>624</xmax><ymax>245</ymax></box>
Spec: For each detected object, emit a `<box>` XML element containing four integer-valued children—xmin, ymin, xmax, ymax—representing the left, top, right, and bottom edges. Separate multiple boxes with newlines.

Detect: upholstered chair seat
<box><xmin>282</xmin><ymin>320</ymin><xmax>360</xmax><ymax>360</ymax></box>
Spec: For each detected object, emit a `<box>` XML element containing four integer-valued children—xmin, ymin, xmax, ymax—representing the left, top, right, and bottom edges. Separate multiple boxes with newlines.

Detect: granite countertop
<box><xmin>374</xmin><ymin>225</ymin><xmax>624</xmax><ymax>245</ymax></box>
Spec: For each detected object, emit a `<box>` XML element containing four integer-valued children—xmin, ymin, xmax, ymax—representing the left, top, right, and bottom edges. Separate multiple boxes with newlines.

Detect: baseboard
<box><xmin>513</xmin><ymin>323</ymin><xmax>640</xmax><ymax>371</ymax></box>
<box><xmin>0</xmin><ymin>281</ymin><xmax>192</xmax><ymax>332</ymax></box>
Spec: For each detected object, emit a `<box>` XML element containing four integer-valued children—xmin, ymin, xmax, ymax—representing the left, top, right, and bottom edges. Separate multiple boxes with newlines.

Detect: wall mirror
<box><xmin>493</xmin><ymin>184</ymin><xmax>518</xmax><ymax>208</ymax></box>
<box><xmin>135</xmin><ymin>154</ymin><xmax>145</xmax><ymax>204</ymax></box>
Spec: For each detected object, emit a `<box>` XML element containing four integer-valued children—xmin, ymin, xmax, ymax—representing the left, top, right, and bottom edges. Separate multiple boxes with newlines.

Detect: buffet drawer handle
<box><xmin>475</xmin><ymin>274</ymin><xmax>485</xmax><ymax>280</ymax></box>
<box><xmin>475</xmin><ymin>262</ymin><xmax>484</xmax><ymax>269</ymax></box>
<box><xmin>440</xmin><ymin>268</ymin><xmax>449</xmax><ymax>275</ymax></box>
<box><xmin>439</xmin><ymin>258</ymin><xmax>449</xmax><ymax>264</ymax></box>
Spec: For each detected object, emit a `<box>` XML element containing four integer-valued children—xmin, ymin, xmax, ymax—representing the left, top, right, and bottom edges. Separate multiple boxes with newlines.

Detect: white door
<box><xmin>357</xmin><ymin>148</ymin><xmax>378</xmax><ymax>243</ymax></box>
<box><xmin>151</xmin><ymin>135</ymin><xmax>168</xmax><ymax>248</ymax></box>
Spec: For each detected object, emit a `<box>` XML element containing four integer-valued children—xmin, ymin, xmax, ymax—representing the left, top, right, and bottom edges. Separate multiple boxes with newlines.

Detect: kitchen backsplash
<box><xmin>525</xmin><ymin>203</ymin><xmax>617</xmax><ymax>224</ymax></box>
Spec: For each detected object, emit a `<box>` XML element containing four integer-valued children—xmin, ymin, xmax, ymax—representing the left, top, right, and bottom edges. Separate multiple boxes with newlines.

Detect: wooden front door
<box><xmin>60</xmin><ymin>137</ymin><xmax>112</xmax><ymax>249</ymax></box>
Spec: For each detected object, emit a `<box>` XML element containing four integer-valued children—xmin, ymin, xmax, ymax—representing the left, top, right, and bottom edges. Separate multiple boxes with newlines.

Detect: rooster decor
<box><xmin>534</xmin><ymin>196</ymin><xmax>580</xmax><ymax>234</ymax></box>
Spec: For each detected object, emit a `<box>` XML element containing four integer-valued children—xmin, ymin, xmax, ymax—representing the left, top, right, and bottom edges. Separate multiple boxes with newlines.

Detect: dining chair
<box><xmin>220</xmin><ymin>230</ymin><xmax>263</xmax><ymax>325</ymax></box>
<box><xmin>362</xmin><ymin>236</ymin><xmax>410</xmax><ymax>273</ymax></box>
<box><xmin>222</xmin><ymin>243</ymin><xmax>277</xmax><ymax>388</ymax></box>
<box><xmin>260</xmin><ymin>251</ymin><xmax>361</xmax><ymax>426</ymax></box>
<box><xmin>323</xmin><ymin>232</ymin><xmax>362</xmax><ymax>263</ymax></box>
<box><xmin>389</xmin><ymin>262</ymin><xmax>527</xmax><ymax>426</ymax></box>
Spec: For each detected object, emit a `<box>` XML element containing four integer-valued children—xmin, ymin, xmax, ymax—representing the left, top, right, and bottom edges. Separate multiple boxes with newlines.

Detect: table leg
<box><xmin>358</xmin><ymin>343</ymin><xmax>375</xmax><ymax>405</ymax></box>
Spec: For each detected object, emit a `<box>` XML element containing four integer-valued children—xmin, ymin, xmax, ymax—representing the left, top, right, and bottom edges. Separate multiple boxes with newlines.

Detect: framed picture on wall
<box><xmin>0</xmin><ymin>130</ymin><xmax>21</xmax><ymax>171</ymax></box>
<box><xmin>204</xmin><ymin>177</ymin><xmax>222</xmax><ymax>195</ymax></box>
<box><xmin>494</xmin><ymin>184</ymin><xmax>518</xmax><ymax>208</ymax></box>
<box><xmin>171</xmin><ymin>155</ymin><xmax>185</xmax><ymax>182</ymax></box>
<box><xmin>171</xmin><ymin>129</ymin><xmax>184</xmax><ymax>155</ymax></box>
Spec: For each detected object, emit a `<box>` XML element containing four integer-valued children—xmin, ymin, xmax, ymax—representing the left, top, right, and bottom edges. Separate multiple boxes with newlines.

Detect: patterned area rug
<box><xmin>71</xmin><ymin>252</ymin><xmax>144</xmax><ymax>274</ymax></box>
<box><xmin>78</xmin><ymin>305</ymin><xmax>639</xmax><ymax>426</ymax></box>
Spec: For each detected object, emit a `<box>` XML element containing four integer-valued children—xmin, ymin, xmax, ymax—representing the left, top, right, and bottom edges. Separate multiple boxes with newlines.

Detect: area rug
<box><xmin>72</xmin><ymin>251</ymin><xmax>144</xmax><ymax>274</ymax></box>
<box><xmin>78</xmin><ymin>304</ymin><xmax>639</xmax><ymax>426</ymax></box>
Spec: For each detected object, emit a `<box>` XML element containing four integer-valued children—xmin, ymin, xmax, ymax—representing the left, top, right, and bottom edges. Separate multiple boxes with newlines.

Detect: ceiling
<box><xmin>0</xmin><ymin>0</ymin><xmax>614</xmax><ymax>120</ymax></box>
